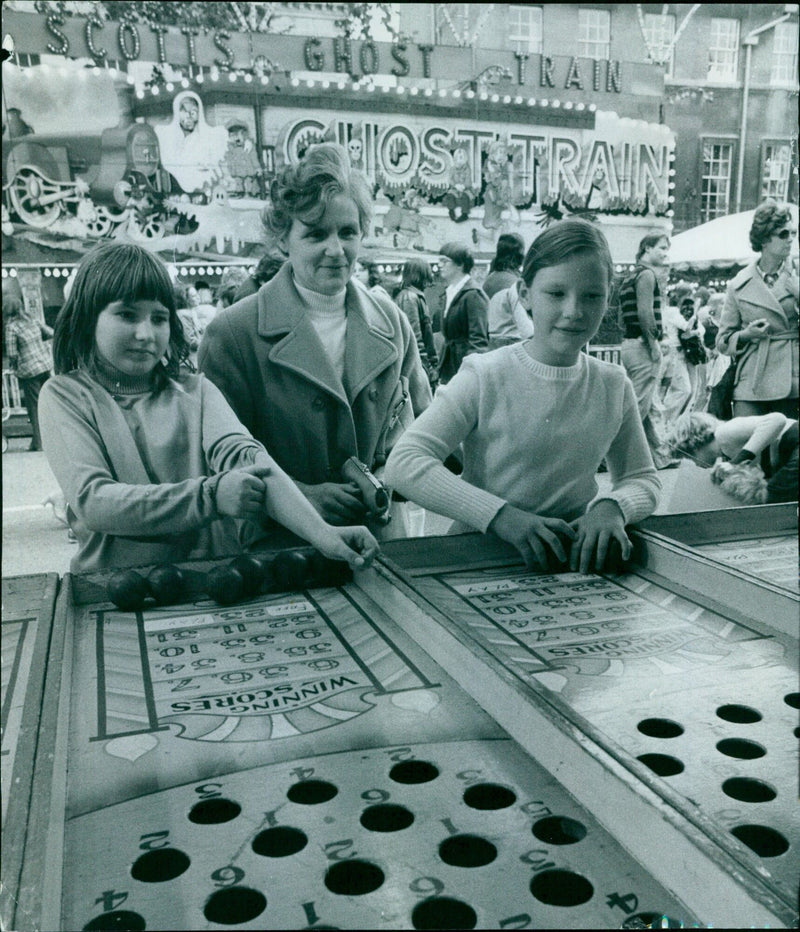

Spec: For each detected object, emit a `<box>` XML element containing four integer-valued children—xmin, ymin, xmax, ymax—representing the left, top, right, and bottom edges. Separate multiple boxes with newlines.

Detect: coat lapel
<box><xmin>736</xmin><ymin>266</ymin><xmax>791</xmax><ymax>327</ymax></box>
<box><xmin>344</xmin><ymin>282</ymin><xmax>400</xmax><ymax>399</ymax></box>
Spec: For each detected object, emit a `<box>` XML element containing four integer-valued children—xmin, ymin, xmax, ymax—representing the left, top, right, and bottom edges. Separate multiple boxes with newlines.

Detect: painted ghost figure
<box><xmin>155</xmin><ymin>91</ymin><xmax>228</xmax><ymax>196</ymax></box>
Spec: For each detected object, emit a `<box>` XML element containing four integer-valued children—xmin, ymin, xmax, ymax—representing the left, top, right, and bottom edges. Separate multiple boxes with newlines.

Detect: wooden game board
<box><xmin>3</xmin><ymin>512</ymin><xmax>798</xmax><ymax>930</ymax></box>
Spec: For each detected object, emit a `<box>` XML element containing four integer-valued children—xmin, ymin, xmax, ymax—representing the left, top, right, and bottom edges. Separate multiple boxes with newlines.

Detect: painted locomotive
<box><xmin>2</xmin><ymin>120</ymin><xmax>178</xmax><ymax>241</ymax></box>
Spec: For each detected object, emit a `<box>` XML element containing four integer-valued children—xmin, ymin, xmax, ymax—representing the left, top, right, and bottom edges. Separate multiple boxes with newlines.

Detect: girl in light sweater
<box><xmin>39</xmin><ymin>244</ymin><xmax>378</xmax><ymax>573</ymax></box>
<box><xmin>385</xmin><ymin>220</ymin><xmax>661</xmax><ymax>574</ymax></box>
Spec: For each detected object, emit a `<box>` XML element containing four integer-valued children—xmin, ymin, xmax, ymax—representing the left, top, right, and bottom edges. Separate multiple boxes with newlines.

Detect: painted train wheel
<box><xmin>84</xmin><ymin>205</ymin><xmax>114</xmax><ymax>238</ymax></box>
<box><xmin>9</xmin><ymin>167</ymin><xmax>61</xmax><ymax>228</ymax></box>
<box><xmin>128</xmin><ymin>213</ymin><xmax>165</xmax><ymax>242</ymax></box>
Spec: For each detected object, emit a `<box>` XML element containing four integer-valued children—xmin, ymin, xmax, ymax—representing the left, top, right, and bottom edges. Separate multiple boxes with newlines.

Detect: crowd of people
<box><xmin>4</xmin><ymin>143</ymin><xmax>796</xmax><ymax>575</ymax></box>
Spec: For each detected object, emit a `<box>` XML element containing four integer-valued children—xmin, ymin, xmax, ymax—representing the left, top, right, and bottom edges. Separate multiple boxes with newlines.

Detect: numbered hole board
<box><xmin>1</xmin><ymin>574</ymin><xmax>59</xmax><ymax>932</ymax></box>
<box><xmin>28</xmin><ymin>561</ymin><xmax>698</xmax><ymax>931</ymax></box>
<box><xmin>375</xmin><ymin>530</ymin><xmax>799</xmax><ymax>924</ymax></box>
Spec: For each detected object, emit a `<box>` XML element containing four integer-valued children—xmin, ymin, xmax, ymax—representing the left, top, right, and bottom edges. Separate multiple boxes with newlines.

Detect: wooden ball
<box><xmin>307</xmin><ymin>550</ymin><xmax>352</xmax><ymax>588</ymax></box>
<box><xmin>147</xmin><ymin>564</ymin><xmax>187</xmax><ymax>605</ymax></box>
<box><xmin>230</xmin><ymin>555</ymin><xmax>265</xmax><ymax>597</ymax></box>
<box><xmin>107</xmin><ymin>570</ymin><xmax>151</xmax><ymax>611</ymax></box>
<box><xmin>271</xmin><ymin>550</ymin><xmax>310</xmax><ymax>592</ymax></box>
<box><xmin>206</xmin><ymin>565</ymin><xmax>245</xmax><ymax>605</ymax></box>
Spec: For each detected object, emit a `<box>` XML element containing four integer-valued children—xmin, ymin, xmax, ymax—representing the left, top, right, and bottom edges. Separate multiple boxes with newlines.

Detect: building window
<box><xmin>642</xmin><ymin>12</ymin><xmax>675</xmax><ymax>76</ymax></box>
<box><xmin>701</xmin><ymin>141</ymin><xmax>734</xmax><ymax>220</ymax></box>
<box><xmin>508</xmin><ymin>5</ymin><xmax>543</xmax><ymax>55</ymax></box>
<box><xmin>761</xmin><ymin>143</ymin><xmax>792</xmax><ymax>201</ymax></box>
<box><xmin>771</xmin><ymin>22</ymin><xmax>799</xmax><ymax>86</ymax></box>
<box><xmin>707</xmin><ymin>18</ymin><xmax>739</xmax><ymax>82</ymax></box>
<box><xmin>578</xmin><ymin>8</ymin><xmax>611</xmax><ymax>59</ymax></box>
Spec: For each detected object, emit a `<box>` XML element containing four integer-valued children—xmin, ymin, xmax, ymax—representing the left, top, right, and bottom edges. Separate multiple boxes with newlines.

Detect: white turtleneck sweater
<box><xmin>294</xmin><ymin>278</ymin><xmax>348</xmax><ymax>383</ymax></box>
<box><xmin>385</xmin><ymin>342</ymin><xmax>661</xmax><ymax>533</ymax></box>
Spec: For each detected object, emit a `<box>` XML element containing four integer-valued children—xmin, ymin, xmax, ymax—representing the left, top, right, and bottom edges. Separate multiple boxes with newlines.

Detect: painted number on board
<box><xmin>139</xmin><ymin>831</ymin><xmax>170</xmax><ymax>850</ymax></box>
<box><xmin>212</xmin><ymin>866</ymin><xmax>245</xmax><ymax>887</ymax></box>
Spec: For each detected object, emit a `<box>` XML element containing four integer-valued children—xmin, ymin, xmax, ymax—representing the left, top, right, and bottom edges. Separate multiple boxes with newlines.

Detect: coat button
<box><xmin>368</xmin><ymin>388</ymin><xmax>379</xmax><ymax>401</ymax></box>
<box><xmin>312</xmin><ymin>396</ymin><xmax>325</xmax><ymax>410</ymax></box>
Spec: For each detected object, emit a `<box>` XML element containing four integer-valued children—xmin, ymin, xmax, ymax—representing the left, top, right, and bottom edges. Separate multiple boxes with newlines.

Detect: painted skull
<box><xmin>348</xmin><ymin>138</ymin><xmax>363</xmax><ymax>163</ymax></box>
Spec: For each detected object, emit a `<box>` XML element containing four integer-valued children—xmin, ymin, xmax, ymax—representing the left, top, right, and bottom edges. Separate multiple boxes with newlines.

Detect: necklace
<box><xmin>757</xmin><ymin>259</ymin><xmax>783</xmax><ymax>288</ymax></box>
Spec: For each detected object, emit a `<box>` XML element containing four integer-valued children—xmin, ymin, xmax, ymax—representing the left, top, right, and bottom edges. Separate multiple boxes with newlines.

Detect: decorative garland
<box><xmin>636</xmin><ymin>3</ymin><xmax>701</xmax><ymax>66</ymax></box>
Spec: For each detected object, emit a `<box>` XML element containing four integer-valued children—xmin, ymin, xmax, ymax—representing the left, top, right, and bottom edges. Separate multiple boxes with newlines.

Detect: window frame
<box><xmin>578</xmin><ymin>8</ymin><xmax>611</xmax><ymax>60</ymax></box>
<box><xmin>770</xmin><ymin>21</ymin><xmax>799</xmax><ymax>87</ymax></box>
<box><xmin>700</xmin><ymin>137</ymin><xmax>736</xmax><ymax>222</ymax></box>
<box><xmin>508</xmin><ymin>5</ymin><xmax>543</xmax><ymax>55</ymax></box>
<box><xmin>642</xmin><ymin>11</ymin><xmax>676</xmax><ymax>76</ymax></box>
<box><xmin>707</xmin><ymin>17</ymin><xmax>740</xmax><ymax>84</ymax></box>
<box><xmin>760</xmin><ymin>140</ymin><xmax>795</xmax><ymax>202</ymax></box>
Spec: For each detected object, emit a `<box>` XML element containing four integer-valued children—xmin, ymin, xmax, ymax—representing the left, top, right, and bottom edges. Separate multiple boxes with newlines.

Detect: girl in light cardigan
<box><xmin>39</xmin><ymin>244</ymin><xmax>378</xmax><ymax>573</ymax></box>
<box><xmin>386</xmin><ymin>220</ymin><xmax>661</xmax><ymax>574</ymax></box>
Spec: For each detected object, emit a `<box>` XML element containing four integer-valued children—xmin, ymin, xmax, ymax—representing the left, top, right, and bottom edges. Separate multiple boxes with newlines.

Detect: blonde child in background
<box><xmin>386</xmin><ymin>220</ymin><xmax>661</xmax><ymax>573</ymax></box>
<box><xmin>39</xmin><ymin>244</ymin><xmax>378</xmax><ymax>573</ymax></box>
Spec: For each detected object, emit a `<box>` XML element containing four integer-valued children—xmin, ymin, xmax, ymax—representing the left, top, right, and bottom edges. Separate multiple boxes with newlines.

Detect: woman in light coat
<box><xmin>716</xmin><ymin>201</ymin><xmax>798</xmax><ymax>417</ymax></box>
<box><xmin>199</xmin><ymin>144</ymin><xmax>431</xmax><ymax>537</ymax></box>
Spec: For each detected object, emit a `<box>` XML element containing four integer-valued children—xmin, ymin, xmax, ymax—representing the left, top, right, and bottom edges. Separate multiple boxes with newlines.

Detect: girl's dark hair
<box><xmin>400</xmin><ymin>258</ymin><xmax>433</xmax><ymax>291</ymax></box>
<box><xmin>439</xmin><ymin>242</ymin><xmax>474</xmax><ymax>273</ymax></box>
<box><xmin>636</xmin><ymin>231</ymin><xmax>669</xmax><ymax>261</ymax></box>
<box><xmin>750</xmin><ymin>199</ymin><xmax>793</xmax><ymax>252</ymax></box>
<box><xmin>53</xmin><ymin>244</ymin><xmax>190</xmax><ymax>389</ymax></box>
<box><xmin>264</xmin><ymin>143</ymin><xmax>373</xmax><ymax>241</ymax></box>
<box><xmin>489</xmin><ymin>233</ymin><xmax>525</xmax><ymax>273</ymax></box>
<box><xmin>521</xmin><ymin>219</ymin><xmax>614</xmax><ymax>287</ymax></box>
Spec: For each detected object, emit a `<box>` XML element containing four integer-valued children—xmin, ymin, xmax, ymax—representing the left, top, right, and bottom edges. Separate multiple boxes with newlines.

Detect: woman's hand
<box><xmin>215</xmin><ymin>465</ymin><xmax>271</xmax><ymax>520</ymax></box>
<box><xmin>315</xmin><ymin>526</ymin><xmax>380</xmax><ymax>569</ymax></box>
<box><xmin>740</xmin><ymin>319</ymin><xmax>770</xmax><ymax>343</ymax></box>
<box><xmin>569</xmin><ymin>500</ymin><xmax>631</xmax><ymax>575</ymax></box>
<box><xmin>489</xmin><ymin>504</ymin><xmax>576</xmax><ymax>569</ymax></box>
<box><xmin>297</xmin><ymin>481</ymin><xmax>367</xmax><ymax>525</ymax></box>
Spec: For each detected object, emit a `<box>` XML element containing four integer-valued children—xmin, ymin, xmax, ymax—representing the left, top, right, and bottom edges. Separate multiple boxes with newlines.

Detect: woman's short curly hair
<box><xmin>749</xmin><ymin>200</ymin><xmax>793</xmax><ymax>252</ymax></box>
<box><xmin>667</xmin><ymin>411</ymin><xmax>719</xmax><ymax>457</ymax></box>
<box><xmin>264</xmin><ymin>143</ymin><xmax>373</xmax><ymax>240</ymax></box>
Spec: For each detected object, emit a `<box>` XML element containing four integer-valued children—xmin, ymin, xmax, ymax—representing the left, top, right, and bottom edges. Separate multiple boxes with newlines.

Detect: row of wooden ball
<box><xmin>106</xmin><ymin>550</ymin><xmax>352</xmax><ymax>612</ymax></box>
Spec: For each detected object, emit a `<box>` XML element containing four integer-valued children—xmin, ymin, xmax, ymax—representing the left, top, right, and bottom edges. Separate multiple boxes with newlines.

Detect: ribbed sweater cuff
<box><xmin>418</xmin><ymin>467</ymin><xmax>507</xmax><ymax>532</ymax></box>
<box><xmin>592</xmin><ymin>485</ymin><xmax>655</xmax><ymax>525</ymax></box>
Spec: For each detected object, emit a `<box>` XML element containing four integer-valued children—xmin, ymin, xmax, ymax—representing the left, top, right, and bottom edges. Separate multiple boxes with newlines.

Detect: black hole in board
<box><xmin>716</xmin><ymin>738</ymin><xmax>766</xmax><ymax>760</ymax></box>
<box><xmin>411</xmin><ymin>897</ymin><xmax>478</xmax><ymax>930</ymax></box>
<box><xmin>462</xmin><ymin>783</ymin><xmax>517</xmax><ymax>810</ymax></box>
<box><xmin>438</xmin><ymin>834</ymin><xmax>497</xmax><ymax>868</ymax></box>
<box><xmin>637</xmin><ymin>717</ymin><xmax>684</xmax><ymax>738</ymax></box>
<box><xmin>324</xmin><ymin>859</ymin><xmax>385</xmax><ymax>896</ymax></box>
<box><xmin>716</xmin><ymin>704</ymin><xmax>762</xmax><ymax>724</ymax></box>
<box><xmin>722</xmin><ymin>777</ymin><xmax>777</xmax><ymax>804</ymax></box>
<box><xmin>360</xmin><ymin>803</ymin><xmax>414</xmax><ymax>832</ymax></box>
<box><xmin>188</xmin><ymin>798</ymin><xmax>242</xmax><ymax>824</ymax></box>
<box><xmin>794</xmin><ymin>726</ymin><xmax>799</xmax><ymax>739</ymax></box>
<box><xmin>532</xmin><ymin>816</ymin><xmax>588</xmax><ymax>845</ymax></box>
<box><xmin>203</xmin><ymin>887</ymin><xmax>267</xmax><ymax>925</ymax></box>
<box><xmin>784</xmin><ymin>692</ymin><xmax>800</xmax><ymax>710</ymax></box>
<box><xmin>621</xmin><ymin>913</ymin><xmax>685</xmax><ymax>929</ymax></box>
<box><xmin>130</xmin><ymin>848</ymin><xmax>190</xmax><ymax>883</ymax></box>
<box><xmin>252</xmin><ymin>826</ymin><xmax>308</xmax><ymax>857</ymax></box>
<box><xmin>636</xmin><ymin>753</ymin><xmax>684</xmax><ymax>777</ymax></box>
<box><xmin>287</xmin><ymin>779</ymin><xmax>338</xmax><ymax>804</ymax></box>
<box><xmin>389</xmin><ymin>760</ymin><xmax>439</xmax><ymax>784</ymax></box>
<box><xmin>83</xmin><ymin>911</ymin><xmax>147</xmax><ymax>931</ymax></box>
<box><xmin>530</xmin><ymin>869</ymin><xmax>594</xmax><ymax>906</ymax></box>
<box><xmin>730</xmin><ymin>824</ymin><xmax>789</xmax><ymax>858</ymax></box>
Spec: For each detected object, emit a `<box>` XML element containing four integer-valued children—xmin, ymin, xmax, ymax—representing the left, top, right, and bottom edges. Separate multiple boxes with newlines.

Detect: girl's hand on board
<box><xmin>489</xmin><ymin>503</ymin><xmax>576</xmax><ymax>570</ymax></box>
<box><xmin>569</xmin><ymin>500</ymin><xmax>631</xmax><ymax>575</ymax></box>
<box><xmin>215</xmin><ymin>464</ymin><xmax>271</xmax><ymax>520</ymax></box>
<box><xmin>317</xmin><ymin>526</ymin><xmax>380</xmax><ymax>569</ymax></box>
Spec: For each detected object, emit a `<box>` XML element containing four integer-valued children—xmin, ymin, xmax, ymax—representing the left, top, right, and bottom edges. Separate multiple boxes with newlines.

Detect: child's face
<box><xmin>95</xmin><ymin>299</ymin><xmax>171</xmax><ymax>377</ymax></box>
<box><xmin>519</xmin><ymin>254</ymin><xmax>609</xmax><ymax>366</ymax></box>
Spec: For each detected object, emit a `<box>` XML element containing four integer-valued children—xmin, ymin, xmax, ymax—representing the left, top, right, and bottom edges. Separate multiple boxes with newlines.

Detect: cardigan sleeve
<box><xmin>38</xmin><ymin>377</ymin><xmax>222</xmax><ymax>537</ymax></box>
<box><xmin>384</xmin><ymin>365</ymin><xmax>507</xmax><ymax>531</ymax></box>
<box><xmin>592</xmin><ymin>376</ymin><xmax>661</xmax><ymax>524</ymax></box>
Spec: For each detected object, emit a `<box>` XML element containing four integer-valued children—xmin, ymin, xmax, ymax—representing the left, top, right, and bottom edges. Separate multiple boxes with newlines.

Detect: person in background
<box><xmin>487</xmin><ymin>279</ymin><xmax>534</xmax><ymax>349</ymax></box>
<box><xmin>716</xmin><ymin>200</ymin><xmax>798</xmax><ymax>418</ymax></box>
<box><xmin>386</xmin><ymin>219</ymin><xmax>660</xmax><ymax>574</ymax></box>
<box><xmin>355</xmin><ymin>261</ymin><xmax>393</xmax><ymax>304</ymax></box>
<box><xmin>660</xmin><ymin>291</ymin><xmax>698</xmax><ymax>423</ymax></box>
<box><xmin>394</xmin><ymin>258</ymin><xmax>439</xmax><ymax>389</ymax></box>
<box><xmin>217</xmin><ymin>267</ymin><xmax>250</xmax><ymax>309</ymax></box>
<box><xmin>3</xmin><ymin>282</ymin><xmax>53</xmax><ymax>451</ymax></box>
<box><xmin>482</xmin><ymin>232</ymin><xmax>525</xmax><ymax>299</ymax></box>
<box><xmin>176</xmin><ymin>283</ymin><xmax>217</xmax><ymax>368</ymax></box>
<box><xmin>199</xmin><ymin>143</ymin><xmax>431</xmax><ymax>539</ymax></box>
<box><xmin>194</xmin><ymin>280</ymin><xmax>214</xmax><ymax>305</ymax></box>
<box><xmin>232</xmin><ymin>251</ymin><xmax>286</xmax><ymax>303</ymax></box>
<box><xmin>668</xmin><ymin>410</ymin><xmax>798</xmax><ymax>504</ymax></box>
<box><xmin>618</xmin><ymin>232</ymin><xmax>675</xmax><ymax>468</ymax></box>
<box><xmin>436</xmin><ymin>242</ymin><xmax>489</xmax><ymax>384</ymax></box>
<box><xmin>38</xmin><ymin>243</ymin><xmax>379</xmax><ymax>573</ymax></box>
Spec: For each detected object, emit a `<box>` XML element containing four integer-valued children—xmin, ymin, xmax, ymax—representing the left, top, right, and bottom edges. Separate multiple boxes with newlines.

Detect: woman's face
<box><xmin>761</xmin><ymin>219</ymin><xmax>796</xmax><ymax>265</ymax></box>
<box><xmin>283</xmin><ymin>193</ymin><xmax>362</xmax><ymax>295</ymax></box>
